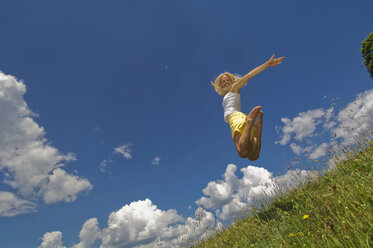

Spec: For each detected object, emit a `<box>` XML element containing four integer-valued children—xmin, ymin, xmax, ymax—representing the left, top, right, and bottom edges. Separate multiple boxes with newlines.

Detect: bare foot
<box><xmin>254</xmin><ymin>111</ymin><xmax>263</xmax><ymax>130</ymax></box>
<box><xmin>246</xmin><ymin>106</ymin><xmax>261</xmax><ymax>124</ymax></box>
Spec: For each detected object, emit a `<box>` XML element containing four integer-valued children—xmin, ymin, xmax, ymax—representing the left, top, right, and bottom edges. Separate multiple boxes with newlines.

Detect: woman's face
<box><xmin>220</xmin><ymin>74</ymin><xmax>233</xmax><ymax>89</ymax></box>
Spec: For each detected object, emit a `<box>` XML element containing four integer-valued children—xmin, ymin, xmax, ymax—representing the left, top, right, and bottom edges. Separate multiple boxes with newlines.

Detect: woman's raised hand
<box><xmin>266</xmin><ymin>54</ymin><xmax>285</xmax><ymax>67</ymax></box>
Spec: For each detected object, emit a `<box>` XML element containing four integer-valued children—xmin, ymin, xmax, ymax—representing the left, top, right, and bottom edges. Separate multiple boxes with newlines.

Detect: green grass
<box><xmin>193</xmin><ymin>141</ymin><xmax>373</xmax><ymax>248</ymax></box>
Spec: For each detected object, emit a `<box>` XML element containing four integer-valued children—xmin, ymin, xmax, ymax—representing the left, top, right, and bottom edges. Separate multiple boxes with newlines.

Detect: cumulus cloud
<box><xmin>41</xmin><ymin>198</ymin><xmax>219</xmax><ymax>248</ymax></box>
<box><xmin>73</xmin><ymin>218</ymin><xmax>100</xmax><ymax>248</ymax></box>
<box><xmin>196</xmin><ymin>164</ymin><xmax>239</xmax><ymax>209</ymax></box>
<box><xmin>76</xmin><ymin>163</ymin><xmax>314</xmax><ymax>246</ymax></box>
<box><xmin>196</xmin><ymin>164</ymin><xmax>316</xmax><ymax>220</ymax></box>
<box><xmin>165</xmin><ymin>207</ymin><xmax>218</xmax><ymax>248</ymax></box>
<box><xmin>100</xmin><ymin>198</ymin><xmax>184</xmax><ymax>247</ymax></box>
<box><xmin>0</xmin><ymin>71</ymin><xmax>92</xmax><ymax>215</ymax></box>
<box><xmin>99</xmin><ymin>199</ymin><xmax>217</xmax><ymax>248</ymax></box>
<box><xmin>114</xmin><ymin>143</ymin><xmax>133</xmax><ymax>159</ymax></box>
<box><xmin>276</xmin><ymin>108</ymin><xmax>327</xmax><ymax>146</ymax></box>
<box><xmin>39</xmin><ymin>231</ymin><xmax>66</xmax><ymax>248</ymax></box>
<box><xmin>41</xmin><ymin>168</ymin><xmax>93</xmax><ymax>204</ymax></box>
<box><xmin>276</xmin><ymin>89</ymin><xmax>373</xmax><ymax>159</ymax></box>
<box><xmin>39</xmin><ymin>160</ymin><xmax>321</xmax><ymax>248</ymax></box>
<box><xmin>0</xmin><ymin>191</ymin><xmax>37</xmax><ymax>216</ymax></box>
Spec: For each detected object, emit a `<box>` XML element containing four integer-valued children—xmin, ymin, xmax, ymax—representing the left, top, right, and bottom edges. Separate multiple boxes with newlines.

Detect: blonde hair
<box><xmin>212</xmin><ymin>72</ymin><xmax>241</xmax><ymax>96</ymax></box>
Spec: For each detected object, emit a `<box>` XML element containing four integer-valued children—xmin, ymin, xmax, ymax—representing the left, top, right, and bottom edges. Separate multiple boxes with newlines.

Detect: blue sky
<box><xmin>0</xmin><ymin>0</ymin><xmax>372</xmax><ymax>247</ymax></box>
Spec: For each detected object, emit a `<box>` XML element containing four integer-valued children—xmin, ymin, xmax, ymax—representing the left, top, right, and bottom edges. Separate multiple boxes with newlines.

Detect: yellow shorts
<box><xmin>227</xmin><ymin>112</ymin><xmax>255</xmax><ymax>140</ymax></box>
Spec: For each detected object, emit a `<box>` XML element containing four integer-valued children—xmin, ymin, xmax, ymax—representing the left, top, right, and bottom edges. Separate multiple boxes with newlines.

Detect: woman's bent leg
<box><xmin>248</xmin><ymin>111</ymin><xmax>263</xmax><ymax>161</ymax></box>
<box><xmin>233</xmin><ymin>107</ymin><xmax>261</xmax><ymax>158</ymax></box>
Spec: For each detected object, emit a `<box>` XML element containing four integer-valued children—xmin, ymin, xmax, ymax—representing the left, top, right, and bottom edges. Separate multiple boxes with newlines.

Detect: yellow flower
<box><xmin>315</xmin><ymin>160</ymin><xmax>318</xmax><ymax>163</ymax></box>
<box><xmin>289</xmin><ymin>233</ymin><xmax>295</xmax><ymax>237</ymax></box>
<box><xmin>303</xmin><ymin>214</ymin><xmax>310</xmax><ymax>220</ymax></box>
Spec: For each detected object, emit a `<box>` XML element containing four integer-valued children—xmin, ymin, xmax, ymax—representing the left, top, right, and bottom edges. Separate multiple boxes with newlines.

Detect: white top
<box><xmin>222</xmin><ymin>92</ymin><xmax>241</xmax><ymax>123</ymax></box>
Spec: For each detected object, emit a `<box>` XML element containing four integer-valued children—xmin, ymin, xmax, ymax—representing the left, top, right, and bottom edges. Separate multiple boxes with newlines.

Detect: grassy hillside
<box><xmin>193</xmin><ymin>142</ymin><xmax>373</xmax><ymax>248</ymax></box>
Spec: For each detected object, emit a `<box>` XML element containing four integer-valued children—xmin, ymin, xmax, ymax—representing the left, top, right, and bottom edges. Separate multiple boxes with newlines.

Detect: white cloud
<box><xmin>332</xmin><ymin>89</ymin><xmax>373</xmax><ymax>145</ymax></box>
<box><xmin>0</xmin><ymin>191</ymin><xmax>37</xmax><ymax>216</ymax></box>
<box><xmin>42</xmin><ymin>199</ymin><xmax>218</xmax><ymax>248</ymax></box>
<box><xmin>290</xmin><ymin>143</ymin><xmax>304</xmax><ymax>155</ymax></box>
<box><xmin>114</xmin><ymin>143</ymin><xmax>132</xmax><ymax>159</ymax></box>
<box><xmin>39</xmin><ymin>231</ymin><xmax>66</xmax><ymax>248</ymax></box>
<box><xmin>100</xmin><ymin>198</ymin><xmax>184</xmax><ymax>247</ymax></box>
<box><xmin>151</xmin><ymin>157</ymin><xmax>161</xmax><ymax>166</ymax></box>
<box><xmin>93</xmin><ymin>199</ymin><xmax>218</xmax><ymax>248</ymax></box>
<box><xmin>0</xmin><ymin>71</ymin><xmax>92</xmax><ymax>215</ymax></box>
<box><xmin>41</xmin><ymin>168</ymin><xmax>93</xmax><ymax>204</ymax></box>
<box><xmin>196</xmin><ymin>164</ymin><xmax>315</xmax><ymax>220</ymax></box>
<box><xmin>277</xmin><ymin>89</ymin><xmax>373</xmax><ymax>159</ymax></box>
<box><xmin>309</xmin><ymin>143</ymin><xmax>329</xmax><ymax>159</ymax></box>
<box><xmin>276</xmin><ymin>109</ymin><xmax>326</xmax><ymax>145</ymax></box>
<box><xmin>166</xmin><ymin>207</ymin><xmax>217</xmax><ymax>248</ymax></box>
<box><xmin>40</xmin><ymin>161</ymin><xmax>319</xmax><ymax>248</ymax></box>
<box><xmin>290</xmin><ymin>142</ymin><xmax>329</xmax><ymax>160</ymax></box>
<box><xmin>73</xmin><ymin>218</ymin><xmax>100</xmax><ymax>248</ymax></box>
<box><xmin>196</xmin><ymin>164</ymin><xmax>238</xmax><ymax>209</ymax></box>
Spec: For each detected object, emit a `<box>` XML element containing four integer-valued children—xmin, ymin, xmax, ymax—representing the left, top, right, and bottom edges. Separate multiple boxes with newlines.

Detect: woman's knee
<box><xmin>236</xmin><ymin>147</ymin><xmax>249</xmax><ymax>158</ymax></box>
<box><xmin>248</xmin><ymin>151</ymin><xmax>259</xmax><ymax>161</ymax></box>
<box><xmin>249</xmin><ymin>155</ymin><xmax>259</xmax><ymax>161</ymax></box>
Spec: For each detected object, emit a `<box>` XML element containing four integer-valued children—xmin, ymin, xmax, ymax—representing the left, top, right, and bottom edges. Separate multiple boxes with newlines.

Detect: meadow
<box><xmin>193</xmin><ymin>140</ymin><xmax>373</xmax><ymax>248</ymax></box>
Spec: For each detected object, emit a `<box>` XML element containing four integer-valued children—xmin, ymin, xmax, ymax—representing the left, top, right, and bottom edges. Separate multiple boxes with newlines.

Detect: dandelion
<box><xmin>289</xmin><ymin>233</ymin><xmax>295</xmax><ymax>237</ymax></box>
<box><xmin>303</xmin><ymin>214</ymin><xmax>310</xmax><ymax>220</ymax></box>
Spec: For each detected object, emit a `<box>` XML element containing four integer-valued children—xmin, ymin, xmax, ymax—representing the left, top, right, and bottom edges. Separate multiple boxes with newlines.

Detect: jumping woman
<box><xmin>211</xmin><ymin>54</ymin><xmax>285</xmax><ymax>160</ymax></box>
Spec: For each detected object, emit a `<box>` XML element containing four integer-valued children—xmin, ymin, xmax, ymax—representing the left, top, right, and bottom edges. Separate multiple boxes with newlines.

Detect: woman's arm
<box><xmin>231</xmin><ymin>54</ymin><xmax>285</xmax><ymax>93</ymax></box>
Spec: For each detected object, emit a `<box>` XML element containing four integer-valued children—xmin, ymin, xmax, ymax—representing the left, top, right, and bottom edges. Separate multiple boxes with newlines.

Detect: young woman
<box><xmin>211</xmin><ymin>54</ymin><xmax>285</xmax><ymax>160</ymax></box>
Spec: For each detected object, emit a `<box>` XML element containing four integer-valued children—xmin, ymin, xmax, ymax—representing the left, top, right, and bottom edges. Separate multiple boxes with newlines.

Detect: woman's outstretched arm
<box><xmin>231</xmin><ymin>54</ymin><xmax>285</xmax><ymax>93</ymax></box>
